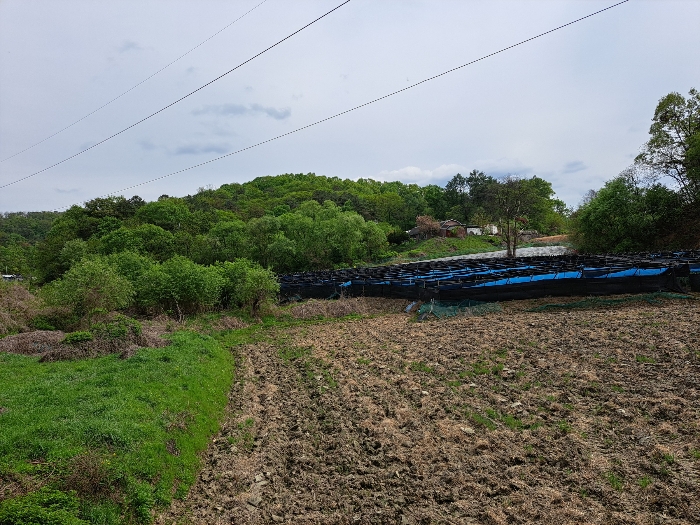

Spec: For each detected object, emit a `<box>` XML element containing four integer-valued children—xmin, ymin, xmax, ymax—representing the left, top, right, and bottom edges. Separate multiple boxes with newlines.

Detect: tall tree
<box><xmin>635</xmin><ymin>88</ymin><xmax>700</xmax><ymax>203</ymax></box>
<box><xmin>491</xmin><ymin>176</ymin><xmax>539</xmax><ymax>258</ymax></box>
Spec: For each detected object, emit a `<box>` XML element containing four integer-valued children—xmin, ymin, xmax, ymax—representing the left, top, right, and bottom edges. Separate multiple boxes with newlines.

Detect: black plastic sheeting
<box><xmin>279</xmin><ymin>251</ymin><xmax>700</xmax><ymax>302</ymax></box>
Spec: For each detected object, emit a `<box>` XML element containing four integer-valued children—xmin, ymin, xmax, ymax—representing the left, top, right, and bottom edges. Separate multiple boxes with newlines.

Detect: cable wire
<box><xmin>0</xmin><ymin>0</ymin><xmax>351</xmax><ymax>189</ymax></box>
<box><xmin>1</xmin><ymin>0</ymin><xmax>268</xmax><ymax>163</ymax></box>
<box><xmin>55</xmin><ymin>0</ymin><xmax>628</xmax><ymax>211</ymax></box>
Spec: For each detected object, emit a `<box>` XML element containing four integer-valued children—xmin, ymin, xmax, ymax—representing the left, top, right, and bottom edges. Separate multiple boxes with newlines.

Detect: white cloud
<box><xmin>374</xmin><ymin>164</ymin><xmax>466</xmax><ymax>185</ymax></box>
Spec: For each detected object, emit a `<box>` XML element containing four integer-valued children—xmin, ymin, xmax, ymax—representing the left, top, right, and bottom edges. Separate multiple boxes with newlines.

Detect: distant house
<box><xmin>2</xmin><ymin>274</ymin><xmax>22</xmax><ymax>282</ymax></box>
<box><xmin>465</xmin><ymin>224</ymin><xmax>499</xmax><ymax>236</ymax></box>
<box><xmin>438</xmin><ymin>219</ymin><xmax>463</xmax><ymax>237</ymax></box>
<box><xmin>408</xmin><ymin>219</ymin><xmax>499</xmax><ymax>240</ymax></box>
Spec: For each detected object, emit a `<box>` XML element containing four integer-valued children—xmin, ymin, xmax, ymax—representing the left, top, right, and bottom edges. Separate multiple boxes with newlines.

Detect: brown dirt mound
<box><xmin>159</xmin><ymin>296</ymin><xmax>700</xmax><ymax>525</ymax></box>
<box><xmin>0</xmin><ymin>327</ymin><xmax>169</xmax><ymax>361</ymax></box>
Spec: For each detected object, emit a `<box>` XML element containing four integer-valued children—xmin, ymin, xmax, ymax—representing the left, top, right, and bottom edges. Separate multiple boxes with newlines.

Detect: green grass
<box><xmin>0</xmin><ymin>331</ymin><xmax>233</xmax><ymax>524</ymax></box>
<box><xmin>409</xmin><ymin>361</ymin><xmax>434</xmax><ymax>374</ymax></box>
<box><xmin>605</xmin><ymin>471</ymin><xmax>624</xmax><ymax>491</ymax></box>
<box><xmin>389</xmin><ymin>235</ymin><xmax>501</xmax><ymax>263</ymax></box>
<box><xmin>635</xmin><ymin>355</ymin><xmax>656</xmax><ymax>364</ymax></box>
<box><xmin>637</xmin><ymin>476</ymin><xmax>652</xmax><ymax>489</ymax></box>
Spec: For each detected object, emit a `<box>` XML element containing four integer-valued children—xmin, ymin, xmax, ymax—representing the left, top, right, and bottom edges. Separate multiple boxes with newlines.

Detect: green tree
<box><xmin>571</xmin><ymin>175</ymin><xmax>682</xmax><ymax>252</ymax></box>
<box><xmin>216</xmin><ymin>259</ymin><xmax>279</xmax><ymax>315</ymax></box>
<box><xmin>136</xmin><ymin>256</ymin><xmax>223</xmax><ymax>315</ymax></box>
<box><xmin>41</xmin><ymin>257</ymin><xmax>135</xmax><ymax>326</ymax></box>
<box><xmin>635</xmin><ymin>88</ymin><xmax>700</xmax><ymax>203</ymax></box>
<box><xmin>491</xmin><ymin>176</ymin><xmax>539</xmax><ymax>257</ymax></box>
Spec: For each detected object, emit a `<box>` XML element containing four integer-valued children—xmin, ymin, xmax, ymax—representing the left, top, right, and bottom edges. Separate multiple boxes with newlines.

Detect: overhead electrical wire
<box><xmin>0</xmin><ymin>0</ymin><xmax>352</xmax><ymax>189</ymax></box>
<box><xmin>0</xmin><ymin>0</ymin><xmax>268</xmax><ymax>163</ymax></box>
<box><xmin>52</xmin><ymin>0</ymin><xmax>629</xmax><ymax>211</ymax></box>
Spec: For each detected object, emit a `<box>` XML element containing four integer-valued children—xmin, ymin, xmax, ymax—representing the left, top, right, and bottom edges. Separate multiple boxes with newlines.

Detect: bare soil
<box><xmin>159</xmin><ymin>296</ymin><xmax>700</xmax><ymax>524</ymax></box>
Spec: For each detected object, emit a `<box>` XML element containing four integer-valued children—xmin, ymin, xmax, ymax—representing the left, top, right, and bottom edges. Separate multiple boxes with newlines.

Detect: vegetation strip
<box><xmin>0</xmin><ymin>331</ymin><xmax>233</xmax><ymax>524</ymax></box>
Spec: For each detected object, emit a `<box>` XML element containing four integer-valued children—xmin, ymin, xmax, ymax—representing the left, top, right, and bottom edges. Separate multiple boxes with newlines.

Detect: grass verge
<box><xmin>0</xmin><ymin>330</ymin><xmax>233</xmax><ymax>524</ymax></box>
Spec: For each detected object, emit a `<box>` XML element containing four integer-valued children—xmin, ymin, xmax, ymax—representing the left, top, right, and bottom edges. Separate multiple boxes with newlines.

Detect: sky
<box><xmin>1</xmin><ymin>0</ymin><xmax>699</xmax><ymax>213</ymax></box>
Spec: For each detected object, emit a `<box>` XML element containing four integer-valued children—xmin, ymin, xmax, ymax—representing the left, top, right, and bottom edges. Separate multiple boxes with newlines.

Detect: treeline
<box><xmin>1</xmin><ymin>172</ymin><xmax>569</xmax><ymax>281</ymax></box>
<box><xmin>571</xmin><ymin>88</ymin><xmax>700</xmax><ymax>252</ymax></box>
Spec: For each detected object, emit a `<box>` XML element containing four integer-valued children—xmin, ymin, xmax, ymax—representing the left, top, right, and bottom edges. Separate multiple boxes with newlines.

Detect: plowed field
<box><xmin>158</xmin><ymin>296</ymin><xmax>700</xmax><ymax>524</ymax></box>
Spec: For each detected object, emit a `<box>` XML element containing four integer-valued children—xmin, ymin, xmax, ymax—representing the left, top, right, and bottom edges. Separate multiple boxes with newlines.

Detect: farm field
<box><xmin>158</xmin><ymin>295</ymin><xmax>700</xmax><ymax>524</ymax></box>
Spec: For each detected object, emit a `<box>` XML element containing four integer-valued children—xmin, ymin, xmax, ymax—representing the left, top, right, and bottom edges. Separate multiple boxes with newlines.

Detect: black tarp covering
<box><xmin>279</xmin><ymin>252</ymin><xmax>699</xmax><ymax>302</ymax></box>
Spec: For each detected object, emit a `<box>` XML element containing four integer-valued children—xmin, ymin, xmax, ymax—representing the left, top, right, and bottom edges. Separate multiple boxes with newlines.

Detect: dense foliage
<box><xmin>1</xmin><ymin>172</ymin><xmax>569</xmax><ymax>287</ymax></box>
<box><xmin>572</xmin><ymin>88</ymin><xmax>700</xmax><ymax>252</ymax></box>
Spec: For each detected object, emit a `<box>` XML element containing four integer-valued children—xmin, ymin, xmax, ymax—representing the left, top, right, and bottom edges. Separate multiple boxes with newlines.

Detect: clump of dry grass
<box><xmin>0</xmin><ymin>282</ymin><xmax>41</xmax><ymax>336</ymax></box>
<box><xmin>0</xmin><ymin>330</ymin><xmax>64</xmax><ymax>355</ymax></box>
<box><xmin>210</xmin><ymin>316</ymin><xmax>249</xmax><ymax>331</ymax></box>
<box><xmin>0</xmin><ymin>311</ymin><xmax>170</xmax><ymax>361</ymax></box>
<box><xmin>288</xmin><ymin>297</ymin><xmax>412</xmax><ymax>320</ymax></box>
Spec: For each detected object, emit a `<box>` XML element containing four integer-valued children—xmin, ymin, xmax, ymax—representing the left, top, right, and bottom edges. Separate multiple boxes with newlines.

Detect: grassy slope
<box><xmin>0</xmin><ymin>331</ymin><xmax>233</xmax><ymax>524</ymax></box>
<box><xmin>388</xmin><ymin>235</ymin><xmax>501</xmax><ymax>264</ymax></box>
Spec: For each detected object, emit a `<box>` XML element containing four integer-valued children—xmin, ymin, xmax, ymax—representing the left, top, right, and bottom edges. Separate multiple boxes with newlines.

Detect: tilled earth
<box><xmin>159</xmin><ymin>297</ymin><xmax>700</xmax><ymax>524</ymax></box>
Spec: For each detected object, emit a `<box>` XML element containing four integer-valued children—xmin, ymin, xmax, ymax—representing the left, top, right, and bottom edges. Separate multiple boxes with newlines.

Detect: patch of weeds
<box><xmin>521</xmin><ymin>382</ymin><xmax>532</xmax><ymax>391</ymax></box>
<box><xmin>635</xmin><ymin>355</ymin><xmax>656</xmax><ymax>364</ymax></box>
<box><xmin>604</xmin><ymin>471</ymin><xmax>624</xmax><ymax>491</ymax></box>
<box><xmin>491</xmin><ymin>363</ymin><xmax>504</xmax><ymax>374</ymax></box>
<box><xmin>662</xmin><ymin>453</ymin><xmax>675</xmax><ymax>465</ymax></box>
<box><xmin>278</xmin><ymin>345</ymin><xmax>311</xmax><ymax>363</ymax></box>
<box><xmin>410</xmin><ymin>361</ymin><xmax>434</xmax><ymax>374</ymax></box>
<box><xmin>356</xmin><ymin>357</ymin><xmax>371</xmax><ymax>365</ymax></box>
<box><xmin>557</xmin><ymin>421</ymin><xmax>572</xmax><ymax>433</ymax></box>
<box><xmin>446</xmin><ymin>380</ymin><xmax>461</xmax><ymax>390</ymax></box>
<box><xmin>227</xmin><ymin>418</ymin><xmax>255</xmax><ymax>451</ymax></box>
<box><xmin>691</xmin><ymin>449</ymin><xmax>700</xmax><ymax>460</ymax></box>
<box><xmin>482</xmin><ymin>407</ymin><xmax>531</xmax><ymax>431</ymax></box>
<box><xmin>611</xmin><ymin>385</ymin><xmax>624</xmax><ymax>393</ymax></box>
<box><xmin>637</xmin><ymin>476</ymin><xmax>652</xmax><ymax>489</ymax></box>
<box><xmin>469</xmin><ymin>412</ymin><xmax>496</xmax><ymax>431</ymax></box>
<box><xmin>0</xmin><ymin>488</ymin><xmax>85</xmax><ymax>524</ymax></box>
<box><xmin>460</xmin><ymin>360</ymin><xmax>490</xmax><ymax>377</ymax></box>
<box><xmin>563</xmin><ymin>403</ymin><xmax>574</xmax><ymax>410</ymax></box>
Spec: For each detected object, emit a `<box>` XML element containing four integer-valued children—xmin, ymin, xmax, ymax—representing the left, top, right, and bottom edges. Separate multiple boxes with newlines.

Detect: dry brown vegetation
<box><xmin>158</xmin><ymin>295</ymin><xmax>700</xmax><ymax>525</ymax></box>
<box><xmin>288</xmin><ymin>297</ymin><xmax>412</xmax><ymax>320</ymax></box>
<box><xmin>0</xmin><ymin>282</ymin><xmax>40</xmax><ymax>335</ymax></box>
<box><xmin>0</xmin><ymin>321</ymin><xmax>169</xmax><ymax>361</ymax></box>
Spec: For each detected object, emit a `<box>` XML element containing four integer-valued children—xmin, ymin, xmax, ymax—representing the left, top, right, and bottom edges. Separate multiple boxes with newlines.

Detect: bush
<box><xmin>105</xmin><ymin>251</ymin><xmax>154</xmax><ymax>285</ymax></box>
<box><xmin>90</xmin><ymin>314</ymin><xmax>142</xmax><ymax>341</ymax></box>
<box><xmin>216</xmin><ymin>259</ymin><xmax>279</xmax><ymax>315</ymax></box>
<box><xmin>387</xmin><ymin>230</ymin><xmax>410</xmax><ymax>245</ymax></box>
<box><xmin>62</xmin><ymin>331</ymin><xmax>93</xmax><ymax>345</ymax></box>
<box><xmin>40</xmin><ymin>258</ymin><xmax>135</xmax><ymax>327</ymax></box>
<box><xmin>136</xmin><ymin>256</ymin><xmax>223</xmax><ymax>315</ymax></box>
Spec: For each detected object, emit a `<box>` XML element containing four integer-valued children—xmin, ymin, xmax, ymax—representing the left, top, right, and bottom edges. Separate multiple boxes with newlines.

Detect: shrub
<box><xmin>40</xmin><ymin>258</ymin><xmax>134</xmax><ymax>327</ymax></box>
<box><xmin>387</xmin><ymin>230</ymin><xmax>410</xmax><ymax>245</ymax></box>
<box><xmin>62</xmin><ymin>331</ymin><xmax>93</xmax><ymax>345</ymax></box>
<box><xmin>105</xmin><ymin>251</ymin><xmax>154</xmax><ymax>285</ymax></box>
<box><xmin>90</xmin><ymin>314</ymin><xmax>142</xmax><ymax>340</ymax></box>
<box><xmin>216</xmin><ymin>259</ymin><xmax>279</xmax><ymax>315</ymax></box>
<box><xmin>136</xmin><ymin>256</ymin><xmax>223</xmax><ymax>315</ymax></box>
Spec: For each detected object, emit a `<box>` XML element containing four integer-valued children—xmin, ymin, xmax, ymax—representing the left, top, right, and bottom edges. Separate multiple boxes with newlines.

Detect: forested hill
<box><xmin>1</xmin><ymin>172</ymin><xmax>568</xmax><ymax>281</ymax></box>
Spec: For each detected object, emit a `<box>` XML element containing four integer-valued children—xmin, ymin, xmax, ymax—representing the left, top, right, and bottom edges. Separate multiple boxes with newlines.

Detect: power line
<box><xmin>0</xmin><ymin>0</ymin><xmax>351</xmax><ymax>189</ymax></box>
<box><xmin>1</xmin><ymin>0</ymin><xmax>268</xmax><ymax>163</ymax></box>
<box><xmin>56</xmin><ymin>0</ymin><xmax>629</xmax><ymax>211</ymax></box>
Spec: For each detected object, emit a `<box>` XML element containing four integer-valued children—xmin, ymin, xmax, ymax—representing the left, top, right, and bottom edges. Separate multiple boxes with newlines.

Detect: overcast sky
<box><xmin>1</xmin><ymin>0</ymin><xmax>699</xmax><ymax>213</ymax></box>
